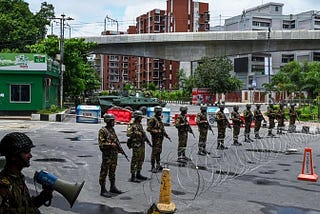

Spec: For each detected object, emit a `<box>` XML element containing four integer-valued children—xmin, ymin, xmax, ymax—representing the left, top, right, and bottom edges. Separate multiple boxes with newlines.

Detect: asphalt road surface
<box><xmin>1</xmin><ymin>103</ymin><xmax>320</xmax><ymax>214</ymax></box>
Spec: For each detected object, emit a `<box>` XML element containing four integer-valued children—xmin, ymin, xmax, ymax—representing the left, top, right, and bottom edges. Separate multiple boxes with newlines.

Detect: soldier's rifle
<box><xmin>142</xmin><ymin>131</ymin><xmax>153</xmax><ymax>147</ymax></box>
<box><xmin>115</xmin><ymin>138</ymin><xmax>130</xmax><ymax>162</ymax></box>
<box><xmin>207</xmin><ymin>123</ymin><xmax>214</xmax><ymax>135</ymax></box>
<box><xmin>187</xmin><ymin>123</ymin><xmax>196</xmax><ymax>138</ymax></box>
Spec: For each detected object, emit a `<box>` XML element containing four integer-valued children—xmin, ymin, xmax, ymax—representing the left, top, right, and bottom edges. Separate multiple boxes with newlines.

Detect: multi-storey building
<box><xmin>224</xmin><ymin>2</ymin><xmax>320</xmax><ymax>90</ymax></box>
<box><xmin>101</xmin><ymin>0</ymin><xmax>210</xmax><ymax>91</ymax></box>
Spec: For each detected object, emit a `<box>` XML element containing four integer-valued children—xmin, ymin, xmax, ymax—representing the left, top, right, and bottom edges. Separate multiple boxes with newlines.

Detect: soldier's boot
<box><xmin>203</xmin><ymin>148</ymin><xmax>211</xmax><ymax>154</ymax></box>
<box><xmin>255</xmin><ymin>133</ymin><xmax>262</xmax><ymax>139</ymax></box>
<box><xmin>136</xmin><ymin>171</ymin><xmax>148</xmax><ymax>180</ymax></box>
<box><xmin>268</xmin><ymin>130</ymin><xmax>275</xmax><ymax>137</ymax></box>
<box><xmin>129</xmin><ymin>173</ymin><xmax>140</xmax><ymax>183</ymax></box>
<box><xmin>100</xmin><ymin>184</ymin><xmax>112</xmax><ymax>198</ymax></box>
<box><xmin>156</xmin><ymin>164</ymin><xmax>163</xmax><ymax>172</ymax></box>
<box><xmin>109</xmin><ymin>181</ymin><xmax>123</xmax><ymax>194</ymax></box>
<box><xmin>233</xmin><ymin>140</ymin><xmax>242</xmax><ymax>146</ymax></box>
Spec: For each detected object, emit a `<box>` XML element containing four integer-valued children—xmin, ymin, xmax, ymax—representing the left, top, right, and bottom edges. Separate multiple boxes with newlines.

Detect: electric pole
<box><xmin>51</xmin><ymin>14</ymin><xmax>73</xmax><ymax>108</ymax></box>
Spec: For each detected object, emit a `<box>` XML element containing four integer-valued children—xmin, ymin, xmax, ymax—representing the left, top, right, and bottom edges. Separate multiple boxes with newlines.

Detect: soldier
<box><xmin>288</xmin><ymin>103</ymin><xmax>298</xmax><ymax>133</ymax></box>
<box><xmin>175</xmin><ymin>106</ymin><xmax>192</xmax><ymax>162</ymax></box>
<box><xmin>266</xmin><ymin>103</ymin><xmax>277</xmax><ymax>137</ymax></box>
<box><xmin>0</xmin><ymin>132</ymin><xmax>53</xmax><ymax>213</ymax></box>
<box><xmin>231</xmin><ymin>105</ymin><xmax>242</xmax><ymax>146</ymax></box>
<box><xmin>243</xmin><ymin>104</ymin><xmax>254</xmax><ymax>142</ymax></box>
<box><xmin>147</xmin><ymin>106</ymin><xmax>171</xmax><ymax>173</ymax></box>
<box><xmin>127</xmin><ymin>110</ymin><xmax>148</xmax><ymax>182</ymax></box>
<box><xmin>253</xmin><ymin>104</ymin><xmax>266</xmax><ymax>139</ymax></box>
<box><xmin>98</xmin><ymin>114</ymin><xmax>122</xmax><ymax>198</ymax></box>
<box><xmin>277</xmin><ymin>104</ymin><xmax>286</xmax><ymax>134</ymax></box>
<box><xmin>215</xmin><ymin>105</ymin><xmax>231</xmax><ymax>149</ymax></box>
<box><xmin>196</xmin><ymin>105</ymin><xmax>212</xmax><ymax>155</ymax></box>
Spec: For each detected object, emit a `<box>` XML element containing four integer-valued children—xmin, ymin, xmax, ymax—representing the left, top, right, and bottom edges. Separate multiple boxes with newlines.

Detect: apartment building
<box><xmin>101</xmin><ymin>0</ymin><xmax>210</xmax><ymax>91</ymax></box>
<box><xmin>224</xmin><ymin>2</ymin><xmax>320</xmax><ymax>90</ymax></box>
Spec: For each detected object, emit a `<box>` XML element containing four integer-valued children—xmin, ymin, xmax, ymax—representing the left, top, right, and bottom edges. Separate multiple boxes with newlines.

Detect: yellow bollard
<box><xmin>156</xmin><ymin>168</ymin><xmax>176</xmax><ymax>213</ymax></box>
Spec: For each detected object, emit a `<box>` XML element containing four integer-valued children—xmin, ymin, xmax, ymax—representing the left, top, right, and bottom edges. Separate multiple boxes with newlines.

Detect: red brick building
<box><xmin>101</xmin><ymin>0</ymin><xmax>209</xmax><ymax>91</ymax></box>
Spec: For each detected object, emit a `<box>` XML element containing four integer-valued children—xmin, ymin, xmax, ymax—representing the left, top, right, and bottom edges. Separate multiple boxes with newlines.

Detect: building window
<box><xmin>282</xmin><ymin>54</ymin><xmax>294</xmax><ymax>63</ymax></box>
<box><xmin>275</xmin><ymin>6</ymin><xmax>279</xmax><ymax>12</ymax></box>
<box><xmin>10</xmin><ymin>84</ymin><xmax>30</xmax><ymax>103</ymax></box>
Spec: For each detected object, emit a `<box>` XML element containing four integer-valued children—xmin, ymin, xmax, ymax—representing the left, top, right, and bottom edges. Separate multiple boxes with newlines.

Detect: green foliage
<box><xmin>267</xmin><ymin>61</ymin><xmax>320</xmax><ymax>99</ymax></box>
<box><xmin>194</xmin><ymin>56</ymin><xmax>242</xmax><ymax>94</ymax></box>
<box><xmin>37</xmin><ymin>105</ymin><xmax>64</xmax><ymax>114</ymax></box>
<box><xmin>0</xmin><ymin>1</ymin><xmax>54</xmax><ymax>52</ymax></box>
<box><xmin>28</xmin><ymin>37</ymin><xmax>100</xmax><ymax>98</ymax></box>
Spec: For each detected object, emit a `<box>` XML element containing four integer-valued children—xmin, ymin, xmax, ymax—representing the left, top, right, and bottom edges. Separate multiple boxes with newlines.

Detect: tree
<box><xmin>0</xmin><ymin>0</ymin><xmax>54</xmax><ymax>52</ymax></box>
<box><xmin>28</xmin><ymin>36</ymin><xmax>100</xmax><ymax>98</ymax></box>
<box><xmin>304</xmin><ymin>62</ymin><xmax>320</xmax><ymax>98</ymax></box>
<box><xmin>194</xmin><ymin>56</ymin><xmax>242</xmax><ymax>96</ymax></box>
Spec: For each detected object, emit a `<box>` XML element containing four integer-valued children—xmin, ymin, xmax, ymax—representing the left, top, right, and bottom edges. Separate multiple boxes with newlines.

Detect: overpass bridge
<box><xmin>84</xmin><ymin>30</ymin><xmax>320</xmax><ymax>61</ymax></box>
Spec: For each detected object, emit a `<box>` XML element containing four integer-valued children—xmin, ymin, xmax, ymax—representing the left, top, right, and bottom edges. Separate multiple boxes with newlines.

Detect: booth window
<box><xmin>10</xmin><ymin>84</ymin><xmax>31</xmax><ymax>102</ymax></box>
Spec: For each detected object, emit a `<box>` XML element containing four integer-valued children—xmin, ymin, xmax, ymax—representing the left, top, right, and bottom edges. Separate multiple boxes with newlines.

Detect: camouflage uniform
<box><xmin>253</xmin><ymin>104</ymin><xmax>265</xmax><ymax>139</ymax></box>
<box><xmin>0</xmin><ymin>132</ymin><xmax>52</xmax><ymax>213</ymax></box>
<box><xmin>288</xmin><ymin>105</ymin><xmax>298</xmax><ymax>133</ymax></box>
<box><xmin>147</xmin><ymin>111</ymin><xmax>169</xmax><ymax>172</ymax></box>
<box><xmin>196</xmin><ymin>107</ymin><xmax>210</xmax><ymax>155</ymax></box>
<box><xmin>231</xmin><ymin>105</ymin><xmax>242</xmax><ymax>145</ymax></box>
<box><xmin>127</xmin><ymin>111</ymin><xmax>148</xmax><ymax>182</ymax></box>
<box><xmin>266</xmin><ymin>104</ymin><xmax>277</xmax><ymax>136</ymax></box>
<box><xmin>243</xmin><ymin>105</ymin><xmax>254</xmax><ymax>142</ymax></box>
<box><xmin>277</xmin><ymin>105</ymin><xmax>286</xmax><ymax>134</ymax></box>
<box><xmin>175</xmin><ymin>107</ymin><xmax>190</xmax><ymax>160</ymax></box>
<box><xmin>98</xmin><ymin>124</ymin><xmax>122</xmax><ymax>195</ymax></box>
<box><xmin>0</xmin><ymin>169</ymin><xmax>40</xmax><ymax>214</ymax></box>
<box><xmin>215</xmin><ymin>106</ymin><xmax>230</xmax><ymax>149</ymax></box>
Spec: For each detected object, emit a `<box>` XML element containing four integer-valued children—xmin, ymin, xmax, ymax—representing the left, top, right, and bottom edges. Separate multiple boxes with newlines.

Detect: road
<box><xmin>0</xmin><ymin>103</ymin><xmax>320</xmax><ymax>214</ymax></box>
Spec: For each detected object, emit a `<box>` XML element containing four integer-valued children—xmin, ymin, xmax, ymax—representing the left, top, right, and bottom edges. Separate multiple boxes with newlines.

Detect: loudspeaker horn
<box><xmin>34</xmin><ymin>170</ymin><xmax>85</xmax><ymax>208</ymax></box>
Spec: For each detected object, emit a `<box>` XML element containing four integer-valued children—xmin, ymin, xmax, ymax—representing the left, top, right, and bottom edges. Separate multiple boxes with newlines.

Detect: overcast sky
<box><xmin>25</xmin><ymin>0</ymin><xmax>320</xmax><ymax>37</ymax></box>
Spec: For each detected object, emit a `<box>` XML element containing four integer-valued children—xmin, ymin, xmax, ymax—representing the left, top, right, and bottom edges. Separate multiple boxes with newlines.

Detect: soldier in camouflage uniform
<box><xmin>215</xmin><ymin>105</ymin><xmax>231</xmax><ymax>149</ymax></box>
<box><xmin>98</xmin><ymin>114</ymin><xmax>122</xmax><ymax>197</ymax></box>
<box><xmin>0</xmin><ymin>132</ymin><xmax>53</xmax><ymax>213</ymax></box>
<box><xmin>276</xmin><ymin>104</ymin><xmax>286</xmax><ymax>135</ymax></box>
<box><xmin>231</xmin><ymin>105</ymin><xmax>242</xmax><ymax>146</ymax></box>
<box><xmin>288</xmin><ymin>103</ymin><xmax>298</xmax><ymax>133</ymax></box>
<box><xmin>253</xmin><ymin>104</ymin><xmax>266</xmax><ymax>139</ymax></box>
<box><xmin>196</xmin><ymin>105</ymin><xmax>212</xmax><ymax>155</ymax></box>
<box><xmin>147</xmin><ymin>106</ymin><xmax>170</xmax><ymax>173</ymax></box>
<box><xmin>175</xmin><ymin>106</ymin><xmax>192</xmax><ymax>162</ymax></box>
<box><xmin>243</xmin><ymin>104</ymin><xmax>254</xmax><ymax>142</ymax></box>
<box><xmin>127</xmin><ymin>110</ymin><xmax>148</xmax><ymax>182</ymax></box>
<box><xmin>266</xmin><ymin>104</ymin><xmax>277</xmax><ymax>137</ymax></box>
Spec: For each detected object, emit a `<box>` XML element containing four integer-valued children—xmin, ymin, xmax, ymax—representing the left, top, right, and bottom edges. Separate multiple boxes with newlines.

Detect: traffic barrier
<box><xmin>297</xmin><ymin>147</ymin><xmax>318</xmax><ymax>182</ymax></box>
<box><xmin>107</xmin><ymin>107</ymin><xmax>132</xmax><ymax>124</ymax></box>
<box><xmin>156</xmin><ymin>168</ymin><xmax>176</xmax><ymax>213</ymax></box>
<box><xmin>173</xmin><ymin>114</ymin><xmax>197</xmax><ymax>126</ymax></box>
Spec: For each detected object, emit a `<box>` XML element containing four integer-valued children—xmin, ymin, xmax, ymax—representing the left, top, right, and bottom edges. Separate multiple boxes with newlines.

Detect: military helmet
<box><xmin>200</xmin><ymin>106</ymin><xmax>207</xmax><ymax>111</ymax></box>
<box><xmin>154</xmin><ymin>106</ymin><xmax>162</xmax><ymax>113</ymax></box>
<box><xmin>180</xmin><ymin>106</ymin><xmax>188</xmax><ymax>112</ymax></box>
<box><xmin>0</xmin><ymin>132</ymin><xmax>35</xmax><ymax>156</ymax></box>
<box><xmin>219</xmin><ymin>104</ymin><xmax>225</xmax><ymax>110</ymax></box>
<box><xmin>133</xmin><ymin>110</ymin><xmax>143</xmax><ymax>119</ymax></box>
<box><xmin>256</xmin><ymin>104</ymin><xmax>261</xmax><ymax>107</ymax></box>
<box><xmin>103</xmin><ymin>113</ymin><xmax>115</xmax><ymax>123</ymax></box>
<box><xmin>233</xmin><ymin>105</ymin><xmax>239</xmax><ymax>111</ymax></box>
<box><xmin>246</xmin><ymin>104</ymin><xmax>251</xmax><ymax>108</ymax></box>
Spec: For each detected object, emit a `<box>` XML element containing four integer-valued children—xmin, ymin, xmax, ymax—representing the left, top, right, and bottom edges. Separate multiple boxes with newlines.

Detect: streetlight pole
<box><xmin>267</xmin><ymin>27</ymin><xmax>271</xmax><ymax>103</ymax></box>
<box><xmin>52</xmin><ymin>14</ymin><xmax>73</xmax><ymax>108</ymax></box>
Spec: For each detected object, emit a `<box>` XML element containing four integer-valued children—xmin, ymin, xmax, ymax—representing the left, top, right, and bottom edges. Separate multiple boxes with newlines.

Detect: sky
<box><xmin>25</xmin><ymin>0</ymin><xmax>320</xmax><ymax>38</ymax></box>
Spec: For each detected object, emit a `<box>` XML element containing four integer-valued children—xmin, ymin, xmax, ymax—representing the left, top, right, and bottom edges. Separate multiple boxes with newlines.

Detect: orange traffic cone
<box><xmin>156</xmin><ymin>168</ymin><xmax>176</xmax><ymax>213</ymax></box>
<box><xmin>297</xmin><ymin>147</ymin><xmax>318</xmax><ymax>182</ymax></box>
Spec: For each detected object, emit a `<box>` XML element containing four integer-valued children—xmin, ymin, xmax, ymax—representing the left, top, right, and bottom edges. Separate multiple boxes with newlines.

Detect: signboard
<box><xmin>0</xmin><ymin>53</ymin><xmax>47</xmax><ymax>70</ymax></box>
